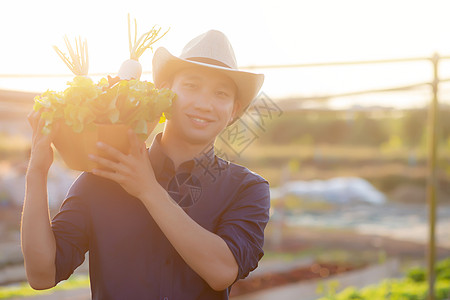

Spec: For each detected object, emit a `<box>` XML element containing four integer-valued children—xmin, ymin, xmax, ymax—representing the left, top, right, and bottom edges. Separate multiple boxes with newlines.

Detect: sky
<box><xmin>1</xmin><ymin>0</ymin><xmax>450</xmax><ymax>105</ymax></box>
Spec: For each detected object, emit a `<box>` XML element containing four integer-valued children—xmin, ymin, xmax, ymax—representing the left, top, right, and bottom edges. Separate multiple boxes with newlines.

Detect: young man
<box><xmin>22</xmin><ymin>30</ymin><xmax>270</xmax><ymax>299</ymax></box>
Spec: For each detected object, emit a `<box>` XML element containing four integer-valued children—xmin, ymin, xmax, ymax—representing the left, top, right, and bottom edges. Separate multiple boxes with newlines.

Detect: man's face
<box><xmin>164</xmin><ymin>66</ymin><xmax>239</xmax><ymax>145</ymax></box>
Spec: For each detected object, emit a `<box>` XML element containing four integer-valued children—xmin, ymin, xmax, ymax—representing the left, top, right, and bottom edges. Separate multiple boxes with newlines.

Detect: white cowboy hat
<box><xmin>152</xmin><ymin>30</ymin><xmax>264</xmax><ymax>121</ymax></box>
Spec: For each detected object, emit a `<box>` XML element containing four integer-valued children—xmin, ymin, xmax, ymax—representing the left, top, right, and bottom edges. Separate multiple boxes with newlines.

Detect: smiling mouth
<box><xmin>191</xmin><ymin>117</ymin><xmax>208</xmax><ymax>123</ymax></box>
<box><xmin>187</xmin><ymin>115</ymin><xmax>213</xmax><ymax>124</ymax></box>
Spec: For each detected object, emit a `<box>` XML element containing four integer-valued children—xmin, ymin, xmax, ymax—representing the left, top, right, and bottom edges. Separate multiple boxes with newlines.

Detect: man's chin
<box><xmin>167</xmin><ymin>121</ymin><xmax>222</xmax><ymax>147</ymax></box>
<box><xmin>185</xmin><ymin>133</ymin><xmax>216</xmax><ymax>147</ymax></box>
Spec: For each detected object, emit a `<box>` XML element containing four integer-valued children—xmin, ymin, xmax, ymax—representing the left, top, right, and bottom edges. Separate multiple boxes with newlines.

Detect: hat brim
<box><xmin>152</xmin><ymin>47</ymin><xmax>264</xmax><ymax>120</ymax></box>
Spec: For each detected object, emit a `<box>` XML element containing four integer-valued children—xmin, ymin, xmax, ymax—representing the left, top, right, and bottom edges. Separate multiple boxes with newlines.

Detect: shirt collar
<box><xmin>148</xmin><ymin>132</ymin><xmax>216</xmax><ymax>176</ymax></box>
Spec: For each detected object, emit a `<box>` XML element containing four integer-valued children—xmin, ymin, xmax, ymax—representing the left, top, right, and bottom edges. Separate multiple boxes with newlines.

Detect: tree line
<box><xmin>257</xmin><ymin>106</ymin><xmax>450</xmax><ymax>148</ymax></box>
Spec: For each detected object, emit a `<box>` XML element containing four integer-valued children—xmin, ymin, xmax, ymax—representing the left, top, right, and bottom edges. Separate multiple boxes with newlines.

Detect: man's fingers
<box><xmin>37</xmin><ymin>115</ymin><xmax>46</xmax><ymax>131</ymax></box>
<box><xmin>91</xmin><ymin>167</ymin><xmax>124</xmax><ymax>183</ymax></box>
<box><xmin>89</xmin><ymin>153</ymin><xmax>120</xmax><ymax>170</ymax></box>
<box><xmin>128</xmin><ymin>129</ymin><xmax>145</xmax><ymax>156</ymax></box>
<box><xmin>27</xmin><ymin>110</ymin><xmax>34</xmax><ymax>125</ymax></box>
<box><xmin>28</xmin><ymin>109</ymin><xmax>53</xmax><ymax>136</ymax></box>
<box><xmin>148</xmin><ymin>119</ymin><xmax>159</xmax><ymax>133</ymax></box>
<box><xmin>27</xmin><ymin>110</ymin><xmax>41</xmax><ymax>129</ymax></box>
<box><xmin>48</xmin><ymin>121</ymin><xmax>60</xmax><ymax>140</ymax></box>
<box><xmin>96</xmin><ymin>142</ymin><xmax>128</xmax><ymax>163</ymax></box>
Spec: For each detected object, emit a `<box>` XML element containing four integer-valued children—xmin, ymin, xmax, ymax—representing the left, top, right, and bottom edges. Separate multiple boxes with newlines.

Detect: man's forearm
<box><xmin>21</xmin><ymin>168</ymin><xmax>56</xmax><ymax>289</ymax></box>
<box><xmin>141</xmin><ymin>183</ymin><xmax>238</xmax><ymax>291</ymax></box>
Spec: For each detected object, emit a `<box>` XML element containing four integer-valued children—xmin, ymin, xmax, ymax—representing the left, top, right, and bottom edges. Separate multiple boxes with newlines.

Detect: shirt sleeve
<box><xmin>215</xmin><ymin>178</ymin><xmax>270</xmax><ymax>281</ymax></box>
<box><xmin>51</xmin><ymin>178</ymin><xmax>90</xmax><ymax>284</ymax></box>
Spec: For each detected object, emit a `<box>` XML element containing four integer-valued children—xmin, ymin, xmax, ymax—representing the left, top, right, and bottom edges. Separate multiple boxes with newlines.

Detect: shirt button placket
<box><xmin>163</xmin><ymin>259</ymin><xmax>171</xmax><ymax>300</ymax></box>
<box><xmin>161</xmin><ymin>255</ymin><xmax>173</xmax><ymax>300</ymax></box>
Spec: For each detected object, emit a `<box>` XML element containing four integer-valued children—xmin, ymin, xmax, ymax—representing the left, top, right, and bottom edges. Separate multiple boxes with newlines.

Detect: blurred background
<box><xmin>1</xmin><ymin>0</ymin><xmax>450</xmax><ymax>299</ymax></box>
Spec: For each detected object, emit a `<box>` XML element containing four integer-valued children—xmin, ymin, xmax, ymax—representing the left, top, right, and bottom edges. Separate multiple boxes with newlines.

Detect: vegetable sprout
<box><xmin>128</xmin><ymin>14</ymin><xmax>169</xmax><ymax>60</ymax></box>
<box><xmin>53</xmin><ymin>36</ymin><xmax>89</xmax><ymax>76</ymax></box>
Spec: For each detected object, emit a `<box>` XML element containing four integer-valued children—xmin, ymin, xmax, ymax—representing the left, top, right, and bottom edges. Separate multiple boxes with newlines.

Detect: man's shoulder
<box><xmin>67</xmin><ymin>172</ymin><xmax>119</xmax><ymax>197</ymax></box>
<box><xmin>216</xmin><ymin>156</ymin><xmax>268</xmax><ymax>186</ymax></box>
<box><xmin>70</xmin><ymin>171</ymin><xmax>104</xmax><ymax>188</ymax></box>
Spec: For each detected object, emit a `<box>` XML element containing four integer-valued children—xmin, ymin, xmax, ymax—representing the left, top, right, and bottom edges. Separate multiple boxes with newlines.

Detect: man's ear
<box><xmin>228</xmin><ymin>100</ymin><xmax>241</xmax><ymax>125</ymax></box>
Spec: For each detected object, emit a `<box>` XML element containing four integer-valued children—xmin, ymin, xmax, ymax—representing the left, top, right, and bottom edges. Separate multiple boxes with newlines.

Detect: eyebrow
<box><xmin>179</xmin><ymin>70</ymin><xmax>236</xmax><ymax>92</ymax></box>
<box><xmin>181</xmin><ymin>74</ymin><xmax>202</xmax><ymax>81</ymax></box>
<box><xmin>216</xmin><ymin>83</ymin><xmax>235</xmax><ymax>91</ymax></box>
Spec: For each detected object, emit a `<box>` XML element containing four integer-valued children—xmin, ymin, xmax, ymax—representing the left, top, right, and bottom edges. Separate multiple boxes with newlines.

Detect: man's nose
<box><xmin>193</xmin><ymin>90</ymin><xmax>213</xmax><ymax>111</ymax></box>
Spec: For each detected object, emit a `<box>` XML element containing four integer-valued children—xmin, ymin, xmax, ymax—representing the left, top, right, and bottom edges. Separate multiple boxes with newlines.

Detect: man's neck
<box><xmin>159</xmin><ymin>131</ymin><xmax>214</xmax><ymax>170</ymax></box>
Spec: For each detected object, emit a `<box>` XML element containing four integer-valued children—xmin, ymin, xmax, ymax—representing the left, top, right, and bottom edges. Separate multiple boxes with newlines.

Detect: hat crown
<box><xmin>179</xmin><ymin>30</ymin><xmax>238</xmax><ymax>69</ymax></box>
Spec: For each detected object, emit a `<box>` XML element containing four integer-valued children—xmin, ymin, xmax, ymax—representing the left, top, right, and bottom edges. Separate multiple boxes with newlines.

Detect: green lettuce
<box><xmin>33</xmin><ymin>76</ymin><xmax>175</xmax><ymax>136</ymax></box>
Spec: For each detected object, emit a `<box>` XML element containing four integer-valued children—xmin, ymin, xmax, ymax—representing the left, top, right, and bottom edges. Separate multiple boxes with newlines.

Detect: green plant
<box><xmin>0</xmin><ymin>275</ymin><xmax>89</xmax><ymax>299</ymax></box>
<box><xmin>335</xmin><ymin>288</ymin><xmax>364</xmax><ymax>300</ymax></box>
<box><xmin>317</xmin><ymin>257</ymin><xmax>450</xmax><ymax>300</ymax></box>
<box><xmin>317</xmin><ymin>280</ymin><xmax>340</xmax><ymax>300</ymax></box>
<box><xmin>437</xmin><ymin>268</ymin><xmax>450</xmax><ymax>280</ymax></box>
<box><xmin>34</xmin><ymin>76</ymin><xmax>174</xmax><ymax>136</ymax></box>
<box><xmin>436</xmin><ymin>257</ymin><xmax>450</xmax><ymax>279</ymax></box>
<box><xmin>406</xmin><ymin>267</ymin><xmax>426</xmax><ymax>282</ymax></box>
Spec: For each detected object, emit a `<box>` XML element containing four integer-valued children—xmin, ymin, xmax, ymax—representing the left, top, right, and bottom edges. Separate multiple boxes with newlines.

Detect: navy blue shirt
<box><xmin>51</xmin><ymin>133</ymin><xmax>270</xmax><ymax>300</ymax></box>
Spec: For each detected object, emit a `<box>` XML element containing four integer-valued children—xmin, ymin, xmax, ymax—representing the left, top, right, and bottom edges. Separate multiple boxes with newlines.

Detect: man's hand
<box><xmin>27</xmin><ymin>110</ymin><xmax>59</xmax><ymax>174</ymax></box>
<box><xmin>89</xmin><ymin>122</ymin><xmax>158</xmax><ymax>200</ymax></box>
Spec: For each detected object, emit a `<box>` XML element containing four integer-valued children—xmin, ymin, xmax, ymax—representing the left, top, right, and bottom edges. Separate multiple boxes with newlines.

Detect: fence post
<box><xmin>426</xmin><ymin>52</ymin><xmax>439</xmax><ymax>300</ymax></box>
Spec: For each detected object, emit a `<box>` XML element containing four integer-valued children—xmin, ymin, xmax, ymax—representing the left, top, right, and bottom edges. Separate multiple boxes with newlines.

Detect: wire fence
<box><xmin>1</xmin><ymin>55</ymin><xmax>449</xmax><ymax>104</ymax></box>
<box><xmin>240</xmin><ymin>55</ymin><xmax>450</xmax><ymax>104</ymax></box>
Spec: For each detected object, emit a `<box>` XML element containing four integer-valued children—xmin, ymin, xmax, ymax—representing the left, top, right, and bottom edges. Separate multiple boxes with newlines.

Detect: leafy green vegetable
<box><xmin>317</xmin><ymin>257</ymin><xmax>450</xmax><ymax>300</ymax></box>
<box><xmin>33</xmin><ymin>76</ymin><xmax>175</xmax><ymax>136</ymax></box>
<box><xmin>406</xmin><ymin>267</ymin><xmax>426</xmax><ymax>282</ymax></box>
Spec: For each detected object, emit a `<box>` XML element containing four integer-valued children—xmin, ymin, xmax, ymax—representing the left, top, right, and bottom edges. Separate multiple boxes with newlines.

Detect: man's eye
<box><xmin>216</xmin><ymin>90</ymin><xmax>229</xmax><ymax>97</ymax></box>
<box><xmin>184</xmin><ymin>82</ymin><xmax>197</xmax><ymax>88</ymax></box>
